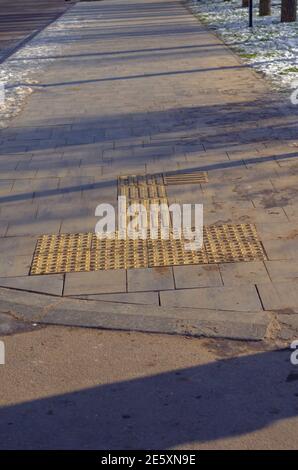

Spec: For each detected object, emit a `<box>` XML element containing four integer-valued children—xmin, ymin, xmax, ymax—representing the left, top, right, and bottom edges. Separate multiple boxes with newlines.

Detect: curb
<box><xmin>0</xmin><ymin>287</ymin><xmax>272</xmax><ymax>341</ymax></box>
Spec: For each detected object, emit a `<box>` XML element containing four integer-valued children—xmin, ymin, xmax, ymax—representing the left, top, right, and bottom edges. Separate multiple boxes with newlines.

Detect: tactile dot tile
<box><xmin>31</xmin><ymin>234</ymin><xmax>148</xmax><ymax>274</ymax></box>
<box><xmin>30</xmin><ymin>250</ymin><xmax>92</xmax><ymax>275</ymax></box>
<box><xmin>203</xmin><ymin>224</ymin><xmax>266</xmax><ymax>263</ymax></box>
<box><xmin>35</xmin><ymin>233</ymin><xmax>93</xmax><ymax>255</ymax></box>
<box><xmin>148</xmin><ymin>236</ymin><xmax>208</xmax><ymax>268</ymax></box>
<box><xmin>30</xmin><ymin>224</ymin><xmax>267</xmax><ymax>275</ymax></box>
<box><xmin>91</xmin><ymin>237</ymin><xmax>148</xmax><ymax>270</ymax></box>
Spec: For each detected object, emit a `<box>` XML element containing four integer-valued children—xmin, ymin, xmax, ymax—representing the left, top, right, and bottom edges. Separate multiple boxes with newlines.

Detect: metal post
<box><xmin>249</xmin><ymin>0</ymin><xmax>253</xmax><ymax>27</ymax></box>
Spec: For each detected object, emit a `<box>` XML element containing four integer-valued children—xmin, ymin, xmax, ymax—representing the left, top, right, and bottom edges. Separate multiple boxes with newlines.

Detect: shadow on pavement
<box><xmin>0</xmin><ymin>347</ymin><xmax>297</xmax><ymax>449</ymax></box>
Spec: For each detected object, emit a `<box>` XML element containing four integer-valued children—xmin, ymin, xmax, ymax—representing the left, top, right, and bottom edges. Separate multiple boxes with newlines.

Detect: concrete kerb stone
<box><xmin>0</xmin><ymin>287</ymin><xmax>274</xmax><ymax>341</ymax></box>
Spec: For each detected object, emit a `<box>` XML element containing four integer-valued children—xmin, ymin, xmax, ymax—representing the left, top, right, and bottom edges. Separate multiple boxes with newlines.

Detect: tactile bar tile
<box><xmin>118</xmin><ymin>174</ymin><xmax>166</xmax><ymax>200</ymax></box>
<box><xmin>164</xmin><ymin>171</ymin><xmax>208</xmax><ymax>185</ymax></box>
<box><xmin>121</xmin><ymin>198</ymin><xmax>170</xmax><ymax>227</ymax></box>
<box><xmin>30</xmin><ymin>224</ymin><xmax>267</xmax><ymax>275</ymax></box>
<box><xmin>119</xmin><ymin>174</ymin><xmax>164</xmax><ymax>186</ymax></box>
<box><xmin>127</xmin><ymin>198</ymin><xmax>169</xmax><ymax>210</ymax></box>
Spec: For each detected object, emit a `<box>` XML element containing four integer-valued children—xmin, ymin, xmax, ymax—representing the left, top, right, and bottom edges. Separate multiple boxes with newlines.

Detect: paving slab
<box><xmin>262</xmin><ymin>239</ymin><xmax>298</xmax><ymax>261</ymax></box>
<box><xmin>0</xmin><ymin>236</ymin><xmax>37</xmax><ymax>256</ymax></box>
<box><xmin>160</xmin><ymin>285</ymin><xmax>262</xmax><ymax>312</ymax></box>
<box><xmin>256</xmin><ymin>222</ymin><xmax>298</xmax><ymax>241</ymax></box>
<box><xmin>219</xmin><ymin>261</ymin><xmax>270</xmax><ymax>286</ymax></box>
<box><xmin>6</xmin><ymin>219</ymin><xmax>61</xmax><ymax>237</ymax></box>
<box><xmin>60</xmin><ymin>216</ymin><xmax>97</xmax><ymax>234</ymax></box>
<box><xmin>0</xmin><ymin>254</ymin><xmax>31</xmax><ymax>277</ymax></box>
<box><xmin>127</xmin><ymin>267</ymin><xmax>174</xmax><ymax>292</ymax></box>
<box><xmin>73</xmin><ymin>292</ymin><xmax>159</xmax><ymax>305</ymax></box>
<box><xmin>64</xmin><ymin>270</ymin><xmax>127</xmax><ymax>296</ymax></box>
<box><xmin>257</xmin><ymin>281</ymin><xmax>298</xmax><ymax>313</ymax></box>
<box><xmin>174</xmin><ymin>264</ymin><xmax>222</xmax><ymax>289</ymax></box>
<box><xmin>0</xmin><ymin>224</ymin><xmax>8</xmax><ymax>237</ymax></box>
<box><xmin>0</xmin><ymin>274</ymin><xmax>63</xmax><ymax>295</ymax></box>
<box><xmin>166</xmin><ymin>184</ymin><xmax>204</xmax><ymax>205</ymax></box>
<box><xmin>265</xmin><ymin>260</ymin><xmax>298</xmax><ymax>282</ymax></box>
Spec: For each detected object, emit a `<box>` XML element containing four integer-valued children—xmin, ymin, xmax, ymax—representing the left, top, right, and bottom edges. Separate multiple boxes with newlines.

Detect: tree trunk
<box><xmin>259</xmin><ymin>0</ymin><xmax>271</xmax><ymax>16</ymax></box>
<box><xmin>281</xmin><ymin>0</ymin><xmax>297</xmax><ymax>22</ymax></box>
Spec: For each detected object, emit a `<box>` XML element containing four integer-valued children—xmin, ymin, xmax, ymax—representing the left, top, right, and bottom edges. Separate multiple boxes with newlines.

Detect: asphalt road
<box><xmin>0</xmin><ymin>326</ymin><xmax>297</xmax><ymax>450</ymax></box>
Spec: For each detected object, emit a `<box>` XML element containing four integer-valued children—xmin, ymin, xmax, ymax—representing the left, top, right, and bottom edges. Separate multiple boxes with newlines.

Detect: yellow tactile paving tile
<box><xmin>30</xmin><ymin>224</ymin><xmax>267</xmax><ymax>275</ymax></box>
<box><xmin>163</xmin><ymin>171</ymin><xmax>208</xmax><ymax>185</ymax></box>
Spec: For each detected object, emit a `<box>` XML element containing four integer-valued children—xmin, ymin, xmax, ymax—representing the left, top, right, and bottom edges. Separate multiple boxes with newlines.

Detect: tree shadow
<box><xmin>0</xmin><ymin>347</ymin><xmax>297</xmax><ymax>449</ymax></box>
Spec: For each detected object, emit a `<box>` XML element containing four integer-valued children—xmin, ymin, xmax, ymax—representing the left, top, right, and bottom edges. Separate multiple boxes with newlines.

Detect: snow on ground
<box><xmin>0</xmin><ymin>23</ymin><xmax>62</xmax><ymax>128</ymax></box>
<box><xmin>190</xmin><ymin>0</ymin><xmax>298</xmax><ymax>91</ymax></box>
<box><xmin>0</xmin><ymin>4</ymin><xmax>100</xmax><ymax>128</ymax></box>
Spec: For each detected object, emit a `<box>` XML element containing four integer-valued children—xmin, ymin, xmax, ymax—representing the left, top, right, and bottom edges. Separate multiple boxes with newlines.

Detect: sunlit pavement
<box><xmin>0</xmin><ymin>0</ymin><xmax>298</xmax><ymax>331</ymax></box>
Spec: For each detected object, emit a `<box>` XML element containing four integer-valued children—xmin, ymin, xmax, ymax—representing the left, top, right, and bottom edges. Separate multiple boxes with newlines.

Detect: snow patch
<box><xmin>190</xmin><ymin>0</ymin><xmax>298</xmax><ymax>90</ymax></box>
<box><xmin>0</xmin><ymin>5</ymin><xmax>94</xmax><ymax>128</ymax></box>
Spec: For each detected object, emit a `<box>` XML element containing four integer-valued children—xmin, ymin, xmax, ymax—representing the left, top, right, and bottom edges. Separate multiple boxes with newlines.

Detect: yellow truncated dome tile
<box><xmin>30</xmin><ymin>224</ymin><xmax>266</xmax><ymax>275</ymax></box>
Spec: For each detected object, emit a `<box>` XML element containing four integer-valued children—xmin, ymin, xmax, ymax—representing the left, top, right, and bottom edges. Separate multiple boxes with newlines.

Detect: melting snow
<box><xmin>190</xmin><ymin>0</ymin><xmax>298</xmax><ymax>91</ymax></box>
<box><xmin>0</xmin><ymin>5</ymin><xmax>98</xmax><ymax>128</ymax></box>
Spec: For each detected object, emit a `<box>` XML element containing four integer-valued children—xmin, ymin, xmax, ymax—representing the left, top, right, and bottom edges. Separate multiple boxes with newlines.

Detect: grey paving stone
<box><xmin>219</xmin><ymin>261</ymin><xmax>270</xmax><ymax>286</ymax></box>
<box><xmin>165</xmin><ymin>184</ymin><xmax>204</xmax><ymax>204</ymax></box>
<box><xmin>11</xmin><ymin>178</ymin><xmax>59</xmax><ymax>193</ymax></box>
<box><xmin>262</xmin><ymin>238</ymin><xmax>298</xmax><ymax>260</ymax></box>
<box><xmin>81</xmin><ymin>181</ymin><xmax>117</xmax><ymax>203</ymax></box>
<box><xmin>0</xmin><ymin>236</ymin><xmax>37</xmax><ymax>255</ymax></box>
<box><xmin>256</xmin><ymin>222</ymin><xmax>298</xmax><ymax>241</ymax></box>
<box><xmin>127</xmin><ymin>267</ymin><xmax>174</xmax><ymax>292</ymax></box>
<box><xmin>257</xmin><ymin>281</ymin><xmax>298</xmax><ymax>312</ymax></box>
<box><xmin>0</xmin><ymin>180</ymin><xmax>13</xmax><ymax>194</ymax></box>
<box><xmin>60</xmin><ymin>216</ymin><xmax>97</xmax><ymax>234</ymax></box>
<box><xmin>0</xmin><ymin>223</ymin><xmax>8</xmax><ymax>237</ymax></box>
<box><xmin>265</xmin><ymin>260</ymin><xmax>298</xmax><ymax>282</ymax></box>
<box><xmin>0</xmin><ymin>254</ymin><xmax>32</xmax><ymax>277</ymax></box>
<box><xmin>73</xmin><ymin>292</ymin><xmax>159</xmax><ymax>305</ymax></box>
<box><xmin>0</xmin><ymin>203</ymin><xmax>37</xmax><ymax>222</ymax></box>
<box><xmin>0</xmin><ymin>274</ymin><xmax>63</xmax><ymax>295</ymax></box>
<box><xmin>64</xmin><ymin>269</ymin><xmax>127</xmax><ymax>296</ymax></box>
<box><xmin>160</xmin><ymin>285</ymin><xmax>262</xmax><ymax>312</ymax></box>
<box><xmin>174</xmin><ymin>264</ymin><xmax>222</xmax><ymax>289</ymax></box>
<box><xmin>7</xmin><ymin>219</ymin><xmax>61</xmax><ymax>236</ymax></box>
<box><xmin>58</xmin><ymin>176</ymin><xmax>95</xmax><ymax>193</ymax></box>
<box><xmin>283</xmin><ymin>205</ymin><xmax>298</xmax><ymax>221</ymax></box>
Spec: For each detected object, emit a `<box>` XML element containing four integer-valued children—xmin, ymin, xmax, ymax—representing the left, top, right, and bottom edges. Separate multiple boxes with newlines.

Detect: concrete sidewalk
<box><xmin>0</xmin><ymin>0</ymin><xmax>298</xmax><ymax>339</ymax></box>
